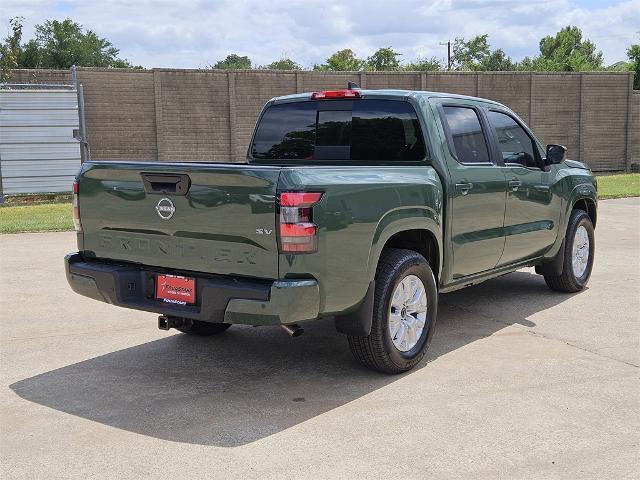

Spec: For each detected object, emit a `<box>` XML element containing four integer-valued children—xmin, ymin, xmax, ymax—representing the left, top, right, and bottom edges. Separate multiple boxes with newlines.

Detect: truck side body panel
<box><xmin>425</xmin><ymin>95</ymin><xmax>597</xmax><ymax>287</ymax></box>
<box><xmin>277</xmin><ymin>166</ymin><xmax>443</xmax><ymax>316</ymax></box>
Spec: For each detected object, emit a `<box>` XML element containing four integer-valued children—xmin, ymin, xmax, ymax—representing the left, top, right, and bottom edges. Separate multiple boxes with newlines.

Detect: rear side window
<box><xmin>250</xmin><ymin>102</ymin><xmax>316</xmax><ymax>160</ymax></box>
<box><xmin>251</xmin><ymin>99</ymin><xmax>426</xmax><ymax>162</ymax></box>
<box><xmin>441</xmin><ymin>106</ymin><xmax>490</xmax><ymax>164</ymax></box>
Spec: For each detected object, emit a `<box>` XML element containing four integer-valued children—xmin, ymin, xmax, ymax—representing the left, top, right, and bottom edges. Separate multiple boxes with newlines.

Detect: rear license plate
<box><xmin>156</xmin><ymin>274</ymin><xmax>196</xmax><ymax>305</ymax></box>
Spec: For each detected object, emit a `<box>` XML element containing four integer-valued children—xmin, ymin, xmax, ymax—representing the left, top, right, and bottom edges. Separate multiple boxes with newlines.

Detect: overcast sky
<box><xmin>2</xmin><ymin>0</ymin><xmax>638</xmax><ymax>68</ymax></box>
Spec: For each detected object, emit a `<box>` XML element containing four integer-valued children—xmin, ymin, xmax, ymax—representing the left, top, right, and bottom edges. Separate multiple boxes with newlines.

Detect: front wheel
<box><xmin>544</xmin><ymin>209</ymin><xmax>595</xmax><ymax>293</ymax></box>
<box><xmin>348</xmin><ymin>248</ymin><xmax>438</xmax><ymax>374</ymax></box>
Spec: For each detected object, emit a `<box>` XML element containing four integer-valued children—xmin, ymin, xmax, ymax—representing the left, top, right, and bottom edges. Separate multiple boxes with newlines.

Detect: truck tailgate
<box><xmin>78</xmin><ymin>162</ymin><xmax>281</xmax><ymax>279</ymax></box>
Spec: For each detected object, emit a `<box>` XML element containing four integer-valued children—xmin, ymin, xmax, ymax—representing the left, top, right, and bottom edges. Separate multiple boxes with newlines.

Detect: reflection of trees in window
<box><xmin>450</xmin><ymin>130</ymin><xmax>489</xmax><ymax>163</ymax></box>
<box><xmin>317</xmin><ymin>120</ymin><xmax>351</xmax><ymax>146</ymax></box>
<box><xmin>494</xmin><ymin>124</ymin><xmax>536</xmax><ymax>167</ymax></box>
<box><xmin>252</xmin><ymin>100</ymin><xmax>426</xmax><ymax>162</ymax></box>
<box><xmin>443</xmin><ymin>106</ymin><xmax>489</xmax><ymax>163</ymax></box>
<box><xmin>259</xmin><ymin>129</ymin><xmax>315</xmax><ymax>159</ymax></box>
<box><xmin>352</xmin><ymin>117</ymin><xmax>424</xmax><ymax>161</ymax></box>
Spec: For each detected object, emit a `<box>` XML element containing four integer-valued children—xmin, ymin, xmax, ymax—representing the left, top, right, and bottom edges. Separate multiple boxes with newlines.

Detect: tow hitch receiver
<box><xmin>158</xmin><ymin>315</ymin><xmax>191</xmax><ymax>331</ymax></box>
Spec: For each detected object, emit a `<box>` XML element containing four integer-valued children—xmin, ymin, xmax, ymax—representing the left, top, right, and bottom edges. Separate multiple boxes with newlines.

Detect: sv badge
<box><xmin>255</xmin><ymin>228</ymin><xmax>273</xmax><ymax>235</ymax></box>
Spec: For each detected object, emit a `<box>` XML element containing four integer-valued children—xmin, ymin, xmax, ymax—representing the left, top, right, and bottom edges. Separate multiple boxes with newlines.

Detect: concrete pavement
<box><xmin>1</xmin><ymin>197</ymin><xmax>638</xmax><ymax>479</ymax></box>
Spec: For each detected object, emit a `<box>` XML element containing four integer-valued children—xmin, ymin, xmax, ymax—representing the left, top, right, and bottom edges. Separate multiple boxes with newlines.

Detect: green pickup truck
<box><xmin>65</xmin><ymin>88</ymin><xmax>597</xmax><ymax>373</ymax></box>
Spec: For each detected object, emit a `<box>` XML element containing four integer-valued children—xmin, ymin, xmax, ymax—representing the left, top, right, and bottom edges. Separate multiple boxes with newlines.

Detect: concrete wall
<box><xmin>631</xmin><ymin>92</ymin><xmax>640</xmax><ymax>171</ymax></box>
<box><xmin>9</xmin><ymin>69</ymin><xmax>73</xmax><ymax>85</ymax></box>
<box><xmin>80</xmin><ymin>69</ymin><xmax>157</xmax><ymax>160</ymax></box>
<box><xmin>8</xmin><ymin>68</ymin><xmax>638</xmax><ymax>172</ymax></box>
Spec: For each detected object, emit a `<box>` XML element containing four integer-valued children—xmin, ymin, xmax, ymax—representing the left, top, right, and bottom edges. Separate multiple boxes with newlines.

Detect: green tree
<box><xmin>264</xmin><ymin>58</ymin><xmax>301</xmax><ymax>70</ymax></box>
<box><xmin>314</xmin><ymin>49</ymin><xmax>364</xmax><ymax>71</ymax></box>
<box><xmin>517</xmin><ymin>56</ymin><xmax>535</xmax><ymax>71</ymax></box>
<box><xmin>627</xmin><ymin>40</ymin><xmax>640</xmax><ymax>90</ymax></box>
<box><xmin>452</xmin><ymin>35</ymin><xmax>515</xmax><ymax>71</ymax></box>
<box><xmin>33</xmin><ymin>19</ymin><xmax>133</xmax><ymax>68</ymax></box>
<box><xmin>403</xmin><ymin>57</ymin><xmax>442</xmax><ymax>72</ymax></box>
<box><xmin>452</xmin><ymin>35</ymin><xmax>489</xmax><ymax>70</ymax></box>
<box><xmin>365</xmin><ymin>47</ymin><xmax>401</xmax><ymax>71</ymax></box>
<box><xmin>478</xmin><ymin>49</ymin><xmax>515</xmax><ymax>71</ymax></box>
<box><xmin>528</xmin><ymin>26</ymin><xmax>603</xmax><ymax>71</ymax></box>
<box><xmin>0</xmin><ymin>17</ymin><xmax>24</xmax><ymax>82</ymax></box>
<box><xmin>212</xmin><ymin>54</ymin><xmax>252</xmax><ymax>69</ymax></box>
<box><xmin>19</xmin><ymin>39</ymin><xmax>42</xmax><ymax>68</ymax></box>
<box><xmin>1</xmin><ymin>17</ymin><xmax>138</xmax><ymax>70</ymax></box>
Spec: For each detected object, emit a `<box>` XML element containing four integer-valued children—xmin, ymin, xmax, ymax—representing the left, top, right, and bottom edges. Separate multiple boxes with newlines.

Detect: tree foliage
<box><xmin>627</xmin><ymin>39</ymin><xmax>639</xmax><ymax>90</ymax></box>
<box><xmin>403</xmin><ymin>57</ymin><xmax>442</xmax><ymax>72</ymax></box>
<box><xmin>212</xmin><ymin>54</ymin><xmax>252</xmax><ymax>69</ymax></box>
<box><xmin>452</xmin><ymin>35</ymin><xmax>489</xmax><ymax>70</ymax></box>
<box><xmin>365</xmin><ymin>47</ymin><xmax>401</xmax><ymax>71</ymax></box>
<box><xmin>0</xmin><ymin>17</ymin><xmax>23</xmax><ymax>82</ymax></box>
<box><xmin>0</xmin><ymin>17</ymin><xmax>135</xmax><ymax>72</ymax></box>
<box><xmin>314</xmin><ymin>49</ymin><xmax>364</xmax><ymax>71</ymax></box>
<box><xmin>521</xmin><ymin>26</ymin><xmax>603</xmax><ymax>71</ymax></box>
<box><xmin>35</xmin><ymin>19</ymin><xmax>134</xmax><ymax>68</ymax></box>
<box><xmin>263</xmin><ymin>58</ymin><xmax>301</xmax><ymax>70</ymax></box>
<box><xmin>478</xmin><ymin>49</ymin><xmax>515</xmax><ymax>71</ymax></box>
<box><xmin>452</xmin><ymin>34</ymin><xmax>514</xmax><ymax>71</ymax></box>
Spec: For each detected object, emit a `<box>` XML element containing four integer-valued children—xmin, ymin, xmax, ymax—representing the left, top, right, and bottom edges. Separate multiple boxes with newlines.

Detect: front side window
<box><xmin>441</xmin><ymin>106</ymin><xmax>490</xmax><ymax>164</ymax></box>
<box><xmin>487</xmin><ymin>110</ymin><xmax>538</xmax><ymax>168</ymax></box>
<box><xmin>251</xmin><ymin>99</ymin><xmax>426</xmax><ymax>162</ymax></box>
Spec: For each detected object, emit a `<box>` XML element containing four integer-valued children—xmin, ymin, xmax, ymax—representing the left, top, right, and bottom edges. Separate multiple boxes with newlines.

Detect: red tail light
<box><xmin>280</xmin><ymin>192</ymin><xmax>323</xmax><ymax>207</ymax></box>
<box><xmin>278</xmin><ymin>191</ymin><xmax>323</xmax><ymax>253</ymax></box>
<box><xmin>72</xmin><ymin>180</ymin><xmax>82</xmax><ymax>232</ymax></box>
<box><xmin>311</xmin><ymin>89</ymin><xmax>360</xmax><ymax>100</ymax></box>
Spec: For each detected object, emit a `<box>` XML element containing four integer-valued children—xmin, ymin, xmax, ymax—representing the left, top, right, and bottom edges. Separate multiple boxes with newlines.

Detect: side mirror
<box><xmin>546</xmin><ymin>144</ymin><xmax>567</xmax><ymax>164</ymax></box>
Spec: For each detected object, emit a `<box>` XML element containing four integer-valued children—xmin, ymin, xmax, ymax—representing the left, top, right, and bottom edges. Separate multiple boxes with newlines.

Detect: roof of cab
<box><xmin>270</xmin><ymin>89</ymin><xmax>505</xmax><ymax>108</ymax></box>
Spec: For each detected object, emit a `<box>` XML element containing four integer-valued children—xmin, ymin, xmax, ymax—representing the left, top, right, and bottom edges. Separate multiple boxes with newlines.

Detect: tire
<box><xmin>347</xmin><ymin>248</ymin><xmax>438</xmax><ymax>374</ymax></box>
<box><xmin>544</xmin><ymin>209</ymin><xmax>595</xmax><ymax>293</ymax></box>
<box><xmin>177</xmin><ymin>320</ymin><xmax>232</xmax><ymax>336</ymax></box>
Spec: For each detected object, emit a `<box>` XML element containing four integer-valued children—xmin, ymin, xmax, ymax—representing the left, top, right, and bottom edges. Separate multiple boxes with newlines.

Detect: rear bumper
<box><xmin>64</xmin><ymin>253</ymin><xmax>319</xmax><ymax>326</ymax></box>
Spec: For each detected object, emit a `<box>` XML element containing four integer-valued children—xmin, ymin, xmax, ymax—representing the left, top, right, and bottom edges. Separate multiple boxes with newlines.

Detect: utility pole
<box><xmin>440</xmin><ymin>41</ymin><xmax>452</xmax><ymax>70</ymax></box>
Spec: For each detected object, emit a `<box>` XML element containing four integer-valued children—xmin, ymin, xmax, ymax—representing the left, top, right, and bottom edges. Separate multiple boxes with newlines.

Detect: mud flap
<box><xmin>334</xmin><ymin>281</ymin><xmax>375</xmax><ymax>336</ymax></box>
<box><xmin>535</xmin><ymin>239</ymin><xmax>565</xmax><ymax>276</ymax></box>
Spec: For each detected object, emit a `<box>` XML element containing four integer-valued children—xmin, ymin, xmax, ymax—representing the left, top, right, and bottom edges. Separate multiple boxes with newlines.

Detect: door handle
<box><xmin>141</xmin><ymin>173</ymin><xmax>191</xmax><ymax>195</ymax></box>
<box><xmin>508</xmin><ymin>178</ymin><xmax>522</xmax><ymax>191</ymax></box>
<box><xmin>455</xmin><ymin>182</ymin><xmax>474</xmax><ymax>195</ymax></box>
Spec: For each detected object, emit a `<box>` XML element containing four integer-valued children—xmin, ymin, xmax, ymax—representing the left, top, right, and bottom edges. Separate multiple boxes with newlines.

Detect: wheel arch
<box><xmin>337</xmin><ymin>214</ymin><xmax>442</xmax><ymax>338</ymax></box>
<box><xmin>572</xmin><ymin>197</ymin><xmax>597</xmax><ymax>228</ymax></box>
<box><xmin>368</xmin><ymin>213</ymin><xmax>442</xmax><ymax>284</ymax></box>
<box><xmin>382</xmin><ymin>229</ymin><xmax>440</xmax><ymax>281</ymax></box>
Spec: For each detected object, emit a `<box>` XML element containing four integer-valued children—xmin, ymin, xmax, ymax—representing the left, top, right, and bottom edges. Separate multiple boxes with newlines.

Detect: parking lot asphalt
<box><xmin>1</xmin><ymin>197</ymin><xmax>638</xmax><ymax>479</ymax></box>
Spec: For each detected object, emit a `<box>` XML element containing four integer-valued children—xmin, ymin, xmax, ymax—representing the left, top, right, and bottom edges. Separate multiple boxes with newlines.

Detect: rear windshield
<box><xmin>250</xmin><ymin>99</ymin><xmax>426</xmax><ymax>162</ymax></box>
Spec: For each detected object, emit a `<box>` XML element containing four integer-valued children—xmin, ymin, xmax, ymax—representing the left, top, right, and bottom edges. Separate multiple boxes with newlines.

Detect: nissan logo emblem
<box><xmin>155</xmin><ymin>198</ymin><xmax>175</xmax><ymax>219</ymax></box>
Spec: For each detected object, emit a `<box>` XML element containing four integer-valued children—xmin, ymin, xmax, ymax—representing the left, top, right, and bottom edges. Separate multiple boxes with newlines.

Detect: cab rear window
<box><xmin>250</xmin><ymin>99</ymin><xmax>426</xmax><ymax>162</ymax></box>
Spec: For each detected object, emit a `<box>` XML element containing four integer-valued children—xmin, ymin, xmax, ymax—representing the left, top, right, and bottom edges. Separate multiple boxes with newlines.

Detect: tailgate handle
<box><xmin>141</xmin><ymin>173</ymin><xmax>191</xmax><ymax>195</ymax></box>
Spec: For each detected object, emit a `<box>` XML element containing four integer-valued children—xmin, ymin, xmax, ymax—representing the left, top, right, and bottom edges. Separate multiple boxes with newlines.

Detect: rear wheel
<box><xmin>348</xmin><ymin>248</ymin><xmax>438</xmax><ymax>374</ymax></box>
<box><xmin>177</xmin><ymin>320</ymin><xmax>232</xmax><ymax>336</ymax></box>
<box><xmin>544</xmin><ymin>209</ymin><xmax>595</xmax><ymax>292</ymax></box>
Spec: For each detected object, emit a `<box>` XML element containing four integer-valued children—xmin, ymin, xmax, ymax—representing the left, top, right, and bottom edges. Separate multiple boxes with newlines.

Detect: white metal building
<box><xmin>0</xmin><ymin>86</ymin><xmax>81</xmax><ymax>195</ymax></box>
